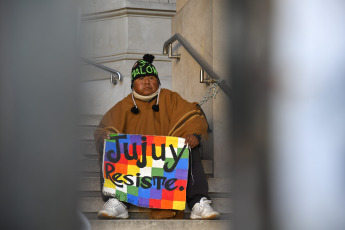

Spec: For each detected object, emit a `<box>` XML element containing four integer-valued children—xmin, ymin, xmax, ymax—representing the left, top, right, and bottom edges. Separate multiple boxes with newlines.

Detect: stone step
<box><xmin>80</xmin><ymin>197</ymin><xmax>231</xmax><ymax>214</ymax></box>
<box><xmin>79</xmin><ymin>140</ymin><xmax>97</xmax><ymax>157</ymax></box>
<box><xmin>83</xmin><ymin>211</ymin><xmax>231</xmax><ymax>220</ymax></box>
<box><xmin>80</xmin><ymin>177</ymin><xmax>231</xmax><ymax>193</ymax></box>
<box><xmin>79</xmin><ymin>115</ymin><xmax>102</xmax><ymax>126</ymax></box>
<box><xmin>79</xmin><ymin>126</ymin><xmax>96</xmax><ymax>140</ymax></box>
<box><xmin>87</xmin><ymin>219</ymin><xmax>231</xmax><ymax>230</ymax></box>
<box><xmin>80</xmin><ymin>159</ymin><xmax>213</xmax><ymax>175</ymax></box>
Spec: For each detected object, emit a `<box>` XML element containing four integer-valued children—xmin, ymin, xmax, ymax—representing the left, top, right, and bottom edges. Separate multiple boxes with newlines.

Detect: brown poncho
<box><xmin>94</xmin><ymin>89</ymin><xmax>208</xmax><ymax>161</ymax></box>
<box><xmin>94</xmin><ymin>89</ymin><xmax>207</xmax><ymax>219</ymax></box>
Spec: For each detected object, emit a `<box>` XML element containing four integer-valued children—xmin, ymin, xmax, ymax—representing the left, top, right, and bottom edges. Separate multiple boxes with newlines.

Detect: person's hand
<box><xmin>184</xmin><ymin>134</ymin><xmax>199</xmax><ymax>148</ymax></box>
<box><xmin>100</xmin><ymin>132</ymin><xmax>110</xmax><ymax>142</ymax></box>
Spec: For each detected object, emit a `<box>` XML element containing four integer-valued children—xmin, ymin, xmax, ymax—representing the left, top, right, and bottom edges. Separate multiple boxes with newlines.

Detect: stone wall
<box><xmin>171</xmin><ymin>0</ymin><xmax>230</xmax><ymax>177</ymax></box>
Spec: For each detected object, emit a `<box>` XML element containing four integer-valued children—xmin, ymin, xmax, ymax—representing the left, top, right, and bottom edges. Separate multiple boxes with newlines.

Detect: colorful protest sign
<box><xmin>101</xmin><ymin>134</ymin><xmax>190</xmax><ymax>210</ymax></box>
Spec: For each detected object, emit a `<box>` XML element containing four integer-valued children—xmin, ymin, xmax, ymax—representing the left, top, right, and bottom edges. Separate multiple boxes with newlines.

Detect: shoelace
<box><xmin>200</xmin><ymin>198</ymin><xmax>212</xmax><ymax>208</ymax></box>
<box><xmin>104</xmin><ymin>198</ymin><xmax>118</xmax><ymax>208</ymax></box>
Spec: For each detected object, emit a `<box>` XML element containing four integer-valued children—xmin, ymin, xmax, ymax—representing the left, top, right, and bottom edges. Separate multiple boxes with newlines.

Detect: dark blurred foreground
<box><xmin>230</xmin><ymin>1</ymin><xmax>345</xmax><ymax>230</ymax></box>
<box><xmin>1</xmin><ymin>0</ymin><xmax>345</xmax><ymax>230</ymax></box>
<box><xmin>0</xmin><ymin>1</ymin><xmax>81</xmax><ymax>229</ymax></box>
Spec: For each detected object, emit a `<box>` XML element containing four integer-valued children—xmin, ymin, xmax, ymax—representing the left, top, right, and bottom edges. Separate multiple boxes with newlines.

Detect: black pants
<box><xmin>100</xmin><ymin>146</ymin><xmax>210</xmax><ymax>210</ymax></box>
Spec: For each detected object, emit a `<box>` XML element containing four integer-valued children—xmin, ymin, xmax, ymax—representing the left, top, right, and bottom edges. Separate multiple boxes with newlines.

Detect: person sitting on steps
<box><xmin>94</xmin><ymin>54</ymin><xmax>220</xmax><ymax>220</ymax></box>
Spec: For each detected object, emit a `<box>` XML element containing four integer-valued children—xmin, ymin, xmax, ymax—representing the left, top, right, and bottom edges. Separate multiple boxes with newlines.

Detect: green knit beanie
<box><xmin>131</xmin><ymin>54</ymin><xmax>160</xmax><ymax>88</ymax></box>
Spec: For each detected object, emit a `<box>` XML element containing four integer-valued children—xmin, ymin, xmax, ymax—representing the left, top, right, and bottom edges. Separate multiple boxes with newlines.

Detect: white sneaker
<box><xmin>97</xmin><ymin>198</ymin><xmax>129</xmax><ymax>219</ymax></box>
<box><xmin>190</xmin><ymin>197</ymin><xmax>220</xmax><ymax>220</ymax></box>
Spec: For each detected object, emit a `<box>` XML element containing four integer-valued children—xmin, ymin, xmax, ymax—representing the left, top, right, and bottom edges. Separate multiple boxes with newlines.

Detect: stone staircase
<box><xmin>78</xmin><ymin>115</ymin><xmax>231</xmax><ymax>230</ymax></box>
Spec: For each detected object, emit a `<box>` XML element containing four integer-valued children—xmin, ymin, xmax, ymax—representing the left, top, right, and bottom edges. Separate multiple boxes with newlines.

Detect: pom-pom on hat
<box><xmin>131</xmin><ymin>54</ymin><xmax>160</xmax><ymax>88</ymax></box>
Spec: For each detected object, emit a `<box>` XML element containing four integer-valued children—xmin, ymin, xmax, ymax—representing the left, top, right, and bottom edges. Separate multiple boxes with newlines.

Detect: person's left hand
<box><xmin>184</xmin><ymin>134</ymin><xmax>199</xmax><ymax>148</ymax></box>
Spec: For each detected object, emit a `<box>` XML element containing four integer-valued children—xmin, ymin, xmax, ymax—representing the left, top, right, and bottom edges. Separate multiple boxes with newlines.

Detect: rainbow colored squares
<box><xmin>102</xmin><ymin>134</ymin><xmax>190</xmax><ymax>210</ymax></box>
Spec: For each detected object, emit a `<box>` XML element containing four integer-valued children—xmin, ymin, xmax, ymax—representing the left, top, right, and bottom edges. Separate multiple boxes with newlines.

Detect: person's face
<box><xmin>133</xmin><ymin>76</ymin><xmax>159</xmax><ymax>96</ymax></box>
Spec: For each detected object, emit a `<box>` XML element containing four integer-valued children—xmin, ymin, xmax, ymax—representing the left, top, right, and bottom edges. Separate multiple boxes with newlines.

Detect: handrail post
<box><xmin>110</xmin><ymin>74</ymin><xmax>120</xmax><ymax>84</ymax></box>
<box><xmin>168</xmin><ymin>44</ymin><xmax>180</xmax><ymax>59</ymax></box>
<box><xmin>200</xmin><ymin>68</ymin><xmax>216</xmax><ymax>85</ymax></box>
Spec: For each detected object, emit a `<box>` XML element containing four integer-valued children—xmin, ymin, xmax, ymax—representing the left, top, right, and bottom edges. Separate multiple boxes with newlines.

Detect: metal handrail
<box><xmin>163</xmin><ymin>33</ymin><xmax>231</xmax><ymax>98</ymax></box>
<box><xmin>81</xmin><ymin>57</ymin><xmax>123</xmax><ymax>84</ymax></box>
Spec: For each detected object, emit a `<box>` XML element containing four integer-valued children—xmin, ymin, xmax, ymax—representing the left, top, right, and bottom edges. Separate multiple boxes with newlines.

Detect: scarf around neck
<box><xmin>133</xmin><ymin>88</ymin><xmax>160</xmax><ymax>102</ymax></box>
